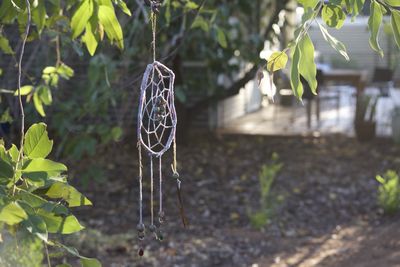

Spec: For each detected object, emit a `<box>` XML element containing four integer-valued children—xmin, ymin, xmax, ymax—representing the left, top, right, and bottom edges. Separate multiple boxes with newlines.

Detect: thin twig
<box><xmin>55</xmin><ymin>35</ymin><xmax>61</xmax><ymax>66</ymax></box>
<box><xmin>44</xmin><ymin>242</ymin><xmax>51</xmax><ymax>267</ymax></box>
<box><xmin>16</xmin><ymin>0</ymin><xmax>31</xmax><ymax>162</ymax></box>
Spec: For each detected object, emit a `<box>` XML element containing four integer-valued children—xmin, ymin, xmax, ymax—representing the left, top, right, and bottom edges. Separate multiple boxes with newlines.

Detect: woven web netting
<box><xmin>137</xmin><ymin>61</ymin><xmax>177</xmax><ymax>157</ymax></box>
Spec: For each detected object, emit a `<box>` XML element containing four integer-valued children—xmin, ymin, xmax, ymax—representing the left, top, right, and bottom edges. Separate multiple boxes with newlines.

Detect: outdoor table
<box><xmin>322</xmin><ymin>69</ymin><xmax>368</xmax><ymax>94</ymax></box>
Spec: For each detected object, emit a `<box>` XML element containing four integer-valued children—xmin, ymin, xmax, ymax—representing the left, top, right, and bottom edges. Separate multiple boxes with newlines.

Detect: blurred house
<box><xmin>214</xmin><ymin>12</ymin><xmax>400</xmax><ymax>131</ymax></box>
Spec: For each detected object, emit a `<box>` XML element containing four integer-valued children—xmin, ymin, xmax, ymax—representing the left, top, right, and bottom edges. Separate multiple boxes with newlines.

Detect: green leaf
<box><xmin>98</xmin><ymin>5</ymin><xmax>124</xmax><ymax>49</ymax></box>
<box><xmin>116</xmin><ymin>0</ymin><xmax>131</xmax><ymax>16</ymax></box>
<box><xmin>43</xmin><ymin>66</ymin><xmax>57</xmax><ymax>74</ymax></box>
<box><xmin>216</xmin><ymin>27</ymin><xmax>227</xmax><ymax>48</ymax></box>
<box><xmin>80</xmin><ymin>258</ymin><xmax>102</xmax><ymax>267</ymax></box>
<box><xmin>24</xmin><ymin>123</ymin><xmax>53</xmax><ymax>159</ymax></box>
<box><xmin>0</xmin><ymin>35</ymin><xmax>13</xmax><ymax>54</ymax></box>
<box><xmin>384</xmin><ymin>0</ymin><xmax>400</xmax><ymax>7</ymax></box>
<box><xmin>0</xmin><ymin>0</ymin><xmax>18</xmax><ymax>24</ymax></box>
<box><xmin>165</xmin><ymin>0</ymin><xmax>171</xmax><ymax>25</ymax></box>
<box><xmin>368</xmin><ymin>0</ymin><xmax>384</xmax><ymax>57</ymax></box>
<box><xmin>8</xmin><ymin>144</ymin><xmax>19</xmax><ymax>162</ymax></box>
<box><xmin>391</xmin><ymin>10</ymin><xmax>400</xmax><ymax>49</ymax></box>
<box><xmin>37</xmin><ymin>209</ymin><xmax>84</xmax><ymax>234</ymax></box>
<box><xmin>318</xmin><ymin>23</ymin><xmax>349</xmax><ymax>60</ymax></box>
<box><xmin>46</xmin><ymin>182</ymin><xmax>92</xmax><ymax>207</ymax></box>
<box><xmin>57</xmin><ymin>64</ymin><xmax>74</xmax><ymax>79</ymax></box>
<box><xmin>22</xmin><ymin>158</ymin><xmax>67</xmax><ymax>174</ymax></box>
<box><xmin>14</xmin><ymin>85</ymin><xmax>33</xmax><ymax>96</ymax></box>
<box><xmin>348</xmin><ymin>0</ymin><xmax>366</xmax><ymax>17</ymax></box>
<box><xmin>0</xmin><ymin>202</ymin><xmax>28</xmax><ymax>225</ymax></box>
<box><xmin>98</xmin><ymin>0</ymin><xmax>113</xmax><ymax>7</ymax></box>
<box><xmin>111</xmin><ymin>127</ymin><xmax>122</xmax><ymax>141</ymax></box>
<box><xmin>0</xmin><ymin>145</ymin><xmax>11</xmax><ymax>164</ymax></box>
<box><xmin>0</xmin><ymin>159</ymin><xmax>14</xmax><ymax>182</ymax></box>
<box><xmin>267</xmin><ymin>51</ymin><xmax>288</xmax><ymax>72</ymax></box>
<box><xmin>191</xmin><ymin>16</ymin><xmax>210</xmax><ymax>32</ymax></box>
<box><xmin>38</xmin><ymin>86</ymin><xmax>53</xmax><ymax>106</ymax></box>
<box><xmin>185</xmin><ymin>1</ymin><xmax>199</xmax><ymax>9</ymax></box>
<box><xmin>32</xmin><ymin>0</ymin><xmax>46</xmax><ymax>33</ymax></box>
<box><xmin>376</xmin><ymin>174</ymin><xmax>386</xmax><ymax>184</ymax></box>
<box><xmin>19</xmin><ymin>191</ymin><xmax>47</xmax><ymax>208</ymax></box>
<box><xmin>71</xmin><ymin>0</ymin><xmax>94</xmax><ymax>39</ymax></box>
<box><xmin>298</xmin><ymin>34</ymin><xmax>318</xmax><ymax>94</ymax></box>
<box><xmin>297</xmin><ymin>0</ymin><xmax>319</xmax><ymax>9</ymax></box>
<box><xmin>41</xmin><ymin>202</ymin><xmax>69</xmax><ymax>215</ymax></box>
<box><xmin>51</xmin><ymin>242</ymin><xmax>102</xmax><ymax>266</ymax></box>
<box><xmin>82</xmin><ymin>16</ymin><xmax>99</xmax><ymax>56</ymax></box>
<box><xmin>22</xmin><ymin>213</ymin><xmax>48</xmax><ymax>241</ymax></box>
<box><xmin>33</xmin><ymin>92</ymin><xmax>46</xmax><ymax>117</ymax></box>
<box><xmin>290</xmin><ymin>44</ymin><xmax>303</xmax><ymax>99</ymax></box>
<box><xmin>322</xmin><ymin>4</ymin><xmax>346</xmax><ymax>29</ymax></box>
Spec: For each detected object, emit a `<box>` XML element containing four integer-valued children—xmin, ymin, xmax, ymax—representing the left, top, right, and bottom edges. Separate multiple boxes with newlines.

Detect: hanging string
<box><xmin>137</xmin><ymin>142</ymin><xmax>145</xmax><ymax>256</ymax></box>
<box><xmin>172</xmin><ymin>138</ymin><xmax>188</xmax><ymax>228</ymax></box>
<box><xmin>138</xmin><ymin>142</ymin><xmax>143</xmax><ymax>225</ymax></box>
<box><xmin>159</xmin><ymin>156</ymin><xmax>163</xmax><ymax>221</ymax></box>
<box><xmin>150</xmin><ymin>154</ymin><xmax>154</xmax><ymax>226</ymax></box>
<box><xmin>151</xmin><ymin>7</ymin><xmax>157</xmax><ymax>62</ymax></box>
<box><xmin>173</xmin><ymin>138</ymin><xmax>177</xmax><ymax>173</ymax></box>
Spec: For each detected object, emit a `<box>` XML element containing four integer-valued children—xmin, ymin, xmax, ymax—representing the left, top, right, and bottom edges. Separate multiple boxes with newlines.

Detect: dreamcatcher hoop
<box><xmin>136</xmin><ymin>0</ymin><xmax>186</xmax><ymax>257</ymax></box>
<box><xmin>137</xmin><ymin>61</ymin><xmax>177</xmax><ymax>157</ymax></box>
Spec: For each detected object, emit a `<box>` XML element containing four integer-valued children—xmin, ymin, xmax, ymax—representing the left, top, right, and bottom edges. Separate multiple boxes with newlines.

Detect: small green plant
<box><xmin>249</xmin><ymin>153</ymin><xmax>283</xmax><ymax>229</ymax></box>
<box><xmin>0</xmin><ymin>123</ymin><xmax>100</xmax><ymax>266</ymax></box>
<box><xmin>376</xmin><ymin>170</ymin><xmax>400</xmax><ymax>215</ymax></box>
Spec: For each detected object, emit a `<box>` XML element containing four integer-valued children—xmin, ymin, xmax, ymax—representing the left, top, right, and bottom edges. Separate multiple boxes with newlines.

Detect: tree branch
<box><xmin>188</xmin><ymin>0</ymin><xmax>288</xmax><ymax>113</ymax></box>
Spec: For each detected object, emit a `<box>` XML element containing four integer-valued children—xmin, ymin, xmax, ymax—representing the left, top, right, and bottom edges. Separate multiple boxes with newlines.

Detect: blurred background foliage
<box><xmin>0</xmin><ymin>0</ymin><xmax>289</xmax><ymax>184</ymax></box>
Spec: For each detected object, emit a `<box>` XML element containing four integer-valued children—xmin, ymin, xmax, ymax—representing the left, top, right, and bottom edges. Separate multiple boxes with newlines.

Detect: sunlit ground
<box><xmin>219</xmin><ymin>86</ymin><xmax>399</xmax><ymax>137</ymax></box>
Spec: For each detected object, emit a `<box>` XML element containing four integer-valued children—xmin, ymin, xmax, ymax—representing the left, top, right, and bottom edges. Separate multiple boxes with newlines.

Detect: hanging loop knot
<box><xmin>145</xmin><ymin>0</ymin><xmax>161</xmax><ymax>13</ymax></box>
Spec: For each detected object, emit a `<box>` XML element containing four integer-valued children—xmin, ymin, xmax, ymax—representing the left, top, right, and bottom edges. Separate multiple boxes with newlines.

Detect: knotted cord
<box><xmin>151</xmin><ymin>11</ymin><xmax>157</xmax><ymax>62</ymax></box>
<box><xmin>137</xmin><ymin>0</ymin><xmax>180</xmax><ymax>255</ymax></box>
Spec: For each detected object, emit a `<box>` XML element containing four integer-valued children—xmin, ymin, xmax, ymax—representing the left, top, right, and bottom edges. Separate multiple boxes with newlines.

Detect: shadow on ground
<box><xmin>64</xmin><ymin>133</ymin><xmax>400</xmax><ymax>267</ymax></box>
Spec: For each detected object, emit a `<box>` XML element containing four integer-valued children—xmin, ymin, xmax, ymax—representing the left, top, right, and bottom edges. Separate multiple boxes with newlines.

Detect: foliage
<box><xmin>50</xmin><ymin>54</ymin><xmax>123</xmax><ymax>185</ymax></box>
<box><xmin>266</xmin><ymin>0</ymin><xmax>400</xmax><ymax>100</ymax></box>
<box><xmin>376</xmin><ymin>170</ymin><xmax>400</xmax><ymax>215</ymax></box>
<box><xmin>2</xmin><ymin>0</ymin><xmax>277</xmax><ymax>184</ymax></box>
<box><xmin>11</xmin><ymin>64</ymin><xmax>74</xmax><ymax>117</ymax></box>
<box><xmin>383</xmin><ymin>20</ymin><xmax>400</xmax><ymax>71</ymax></box>
<box><xmin>0</xmin><ymin>0</ymin><xmax>130</xmax><ymax>117</ymax></box>
<box><xmin>0</xmin><ymin>0</ymin><xmax>138</xmax><ymax>185</ymax></box>
<box><xmin>0</xmin><ymin>231</ymin><xmax>44</xmax><ymax>267</ymax></box>
<box><xmin>249</xmin><ymin>153</ymin><xmax>283</xmax><ymax>229</ymax></box>
<box><xmin>0</xmin><ymin>123</ymin><xmax>98</xmax><ymax>266</ymax></box>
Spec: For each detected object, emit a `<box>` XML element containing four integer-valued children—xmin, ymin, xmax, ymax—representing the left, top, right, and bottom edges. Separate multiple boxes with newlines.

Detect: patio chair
<box><xmin>302</xmin><ymin>69</ymin><xmax>341</xmax><ymax>129</ymax></box>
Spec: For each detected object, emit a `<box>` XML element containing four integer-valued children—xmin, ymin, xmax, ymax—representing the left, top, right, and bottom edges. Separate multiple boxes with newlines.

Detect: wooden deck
<box><xmin>218</xmin><ymin>86</ymin><xmax>399</xmax><ymax>137</ymax></box>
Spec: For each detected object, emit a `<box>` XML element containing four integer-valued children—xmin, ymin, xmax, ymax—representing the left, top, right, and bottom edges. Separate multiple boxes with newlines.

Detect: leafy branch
<box><xmin>264</xmin><ymin>0</ymin><xmax>400</xmax><ymax>100</ymax></box>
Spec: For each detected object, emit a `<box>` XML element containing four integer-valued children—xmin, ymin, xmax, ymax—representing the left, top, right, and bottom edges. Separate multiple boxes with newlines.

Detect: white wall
<box><xmin>216</xmin><ymin>78</ymin><xmax>262</xmax><ymax>127</ymax></box>
<box><xmin>309</xmin><ymin>17</ymin><xmax>398</xmax><ymax>81</ymax></box>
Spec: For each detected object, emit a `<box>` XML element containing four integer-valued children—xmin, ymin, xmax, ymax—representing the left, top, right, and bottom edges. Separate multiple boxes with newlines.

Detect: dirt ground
<box><xmin>65</xmin><ymin>133</ymin><xmax>400</xmax><ymax>267</ymax></box>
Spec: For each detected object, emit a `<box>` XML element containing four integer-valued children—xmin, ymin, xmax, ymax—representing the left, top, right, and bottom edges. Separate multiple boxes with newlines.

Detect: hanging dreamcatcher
<box><xmin>136</xmin><ymin>0</ymin><xmax>187</xmax><ymax>257</ymax></box>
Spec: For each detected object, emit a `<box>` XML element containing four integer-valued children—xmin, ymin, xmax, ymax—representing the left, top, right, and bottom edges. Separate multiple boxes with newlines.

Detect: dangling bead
<box><xmin>138</xmin><ymin>231</ymin><xmax>145</xmax><ymax>240</ymax></box>
<box><xmin>149</xmin><ymin>224</ymin><xmax>157</xmax><ymax>233</ymax></box>
<box><xmin>138</xmin><ymin>248</ymin><xmax>144</xmax><ymax>257</ymax></box>
<box><xmin>136</xmin><ymin>223</ymin><xmax>145</xmax><ymax>232</ymax></box>
<box><xmin>172</xmin><ymin>172</ymin><xmax>179</xmax><ymax>179</ymax></box>
<box><xmin>137</xmin><ymin>223</ymin><xmax>145</xmax><ymax>240</ymax></box>
<box><xmin>158</xmin><ymin>211</ymin><xmax>165</xmax><ymax>224</ymax></box>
